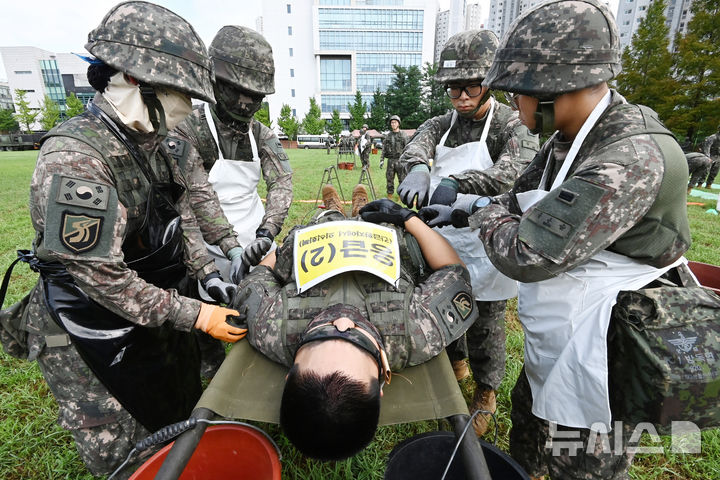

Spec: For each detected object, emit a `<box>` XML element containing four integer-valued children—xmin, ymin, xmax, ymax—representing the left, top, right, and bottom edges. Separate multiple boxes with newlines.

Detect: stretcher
<box><xmin>151</xmin><ymin>340</ymin><xmax>494</xmax><ymax>479</ymax></box>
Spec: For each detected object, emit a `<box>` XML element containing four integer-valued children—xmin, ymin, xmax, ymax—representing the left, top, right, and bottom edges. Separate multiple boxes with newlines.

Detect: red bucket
<box><xmin>129</xmin><ymin>425</ymin><xmax>281</xmax><ymax>480</ymax></box>
<box><xmin>688</xmin><ymin>261</ymin><xmax>720</xmax><ymax>295</ymax></box>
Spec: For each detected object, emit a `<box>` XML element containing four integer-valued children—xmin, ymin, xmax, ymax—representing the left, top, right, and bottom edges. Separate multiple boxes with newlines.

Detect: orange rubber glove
<box><xmin>195</xmin><ymin>303</ymin><xmax>247</xmax><ymax>343</ymax></box>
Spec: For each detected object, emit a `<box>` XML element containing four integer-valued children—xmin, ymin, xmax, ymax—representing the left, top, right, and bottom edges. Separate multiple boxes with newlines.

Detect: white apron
<box><xmin>515</xmin><ymin>91</ymin><xmax>685</xmax><ymax>428</ymax></box>
<box><xmin>199</xmin><ymin>104</ymin><xmax>274</xmax><ymax>300</ymax></box>
<box><xmin>430</xmin><ymin>99</ymin><xmax>518</xmax><ymax>301</ymax></box>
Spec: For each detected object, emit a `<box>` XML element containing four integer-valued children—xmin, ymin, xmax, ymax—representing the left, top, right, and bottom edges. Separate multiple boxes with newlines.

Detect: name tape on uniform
<box><xmin>293</xmin><ymin>221</ymin><xmax>400</xmax><ymax>293</ymax></box>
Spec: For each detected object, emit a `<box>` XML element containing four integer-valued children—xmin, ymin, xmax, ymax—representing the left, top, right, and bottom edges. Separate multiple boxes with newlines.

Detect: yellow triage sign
<box><xmin>293</xmin><ymin>221</ymin><xmax>400</xmax><ymax>293</ymax></box>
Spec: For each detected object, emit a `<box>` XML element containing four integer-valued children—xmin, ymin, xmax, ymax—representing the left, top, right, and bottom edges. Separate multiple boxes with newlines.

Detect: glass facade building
<box><xmin>316</xmin><ymin>0</ymin><xmax>425</xmax><ymax>116</ymax></box>
<box><xmin>40</xmin><ymin>59</ymin><xmax>66</xmax><ymax>111</ymax></box>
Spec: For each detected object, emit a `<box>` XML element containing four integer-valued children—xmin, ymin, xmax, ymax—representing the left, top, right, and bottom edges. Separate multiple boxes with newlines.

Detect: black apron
<box><xmin>38</xmin><ymin>104</ymin><xmax>202</xmax><ymax>432</ymax></box>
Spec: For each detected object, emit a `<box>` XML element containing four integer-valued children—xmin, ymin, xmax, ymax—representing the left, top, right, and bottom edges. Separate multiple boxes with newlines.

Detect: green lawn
<box><xmin>1</xmin><ymin>149</ymin><xmax>719</xmax><ymax>479</ymax></box>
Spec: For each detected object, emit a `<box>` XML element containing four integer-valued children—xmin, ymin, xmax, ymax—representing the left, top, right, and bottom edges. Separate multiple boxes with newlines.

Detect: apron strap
<box><xmin>204</xmin><ymin>103</ymin><xmax>261</xmax><ymax>163</ymax></box>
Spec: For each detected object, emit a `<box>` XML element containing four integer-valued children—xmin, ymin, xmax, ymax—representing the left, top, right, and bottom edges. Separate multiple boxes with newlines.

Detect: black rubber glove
<box><xmin>429</xmin><ymin>177</ymin><xmax>459</xmax><ymax>206</ymax></box>
<box><xmin>242</xmin><ymin>228</ymin><xmax>274</xmax><ymax>266</ymax></box>
<box><xmin>359</xmin><ymin>198</ymin><xmax>418</xmax><ymax>226</ymax></box>
<box><xmin>418</xmin><ymin>204</ymin><xmax>454</xmax><ymax>228</ymax></box>
<box><xmin>201</xmin><ymin>272</ymin><xmax>237</xmax><ymax>305</ymax></box>
<box><xmin>397</xmin><ymin>165</ymin><xmax>431</xmax><ymax>209</ymax></box>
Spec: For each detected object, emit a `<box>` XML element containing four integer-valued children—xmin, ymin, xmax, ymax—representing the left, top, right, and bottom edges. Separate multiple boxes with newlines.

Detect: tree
<box><xmin>615</xmin><ymin>0</ymin><xmax>676</xmax><ymax>120</ymax></box>
<box><xmin>13</xmin><ymin>89</ymin><xmax>39</xmax><ymax>133</ymax></box>
<box><xmin>39</xmin><ymin>95</ymin><xmax>61</xmax><ymax>130</ymax></box>
<box><xmin>385</xmin><ymin>65</ymin><xmax>423</xmax><ymax>128</ymax></box>
<box><xmin>347</xmin><ymin>90</ymin><xmax>367</xmax><ymax>131</ymax></box>
<box><xmin>277</xmin><ymin>103</ymin><xmax>299</xmax><ymax>140</ymax></box>
<box><xmin>301</xmin><ymin>97</ymin><xmax>325</xmax><ymax>134</ymax></box>
<box><xmin>0</xmin><ymin>109</ymin><xmax>19</xmax><ymax>133</ymax></box>
<box><xmin>421</xmin><ymin>62</ymin><xmax>452</xmax><ymax>120</ymax></box>
<box><xmin>368</xmin><ymin>88</ymin><xmax>387</xmax><ymax>131</ymax></box>
<box><xmin>254</xmin><ymin>101</ymin><xmax>272</xmax><ymax>128</ymax></box>
<box><xmin>65</xmin><ymin>93</ymin><xmax>85</xmax><ymax>118</ymax></box>
<box><xmin>666</xmin><ymin>0</ymin><xmax>720</xmax><ymax>145</ymax></box>
<box><xmin>327</xmin><ymin>109</ymin><xmax>343</xmax><ymax>142</ymax></box>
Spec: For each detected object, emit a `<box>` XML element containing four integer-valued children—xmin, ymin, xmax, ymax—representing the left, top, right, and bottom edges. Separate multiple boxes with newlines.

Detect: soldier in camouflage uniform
<box><xmin>169</xmin><ymin>26</ymin><xmax>293</xmax><ymax>376</ymax></box>
<box><xmin>357</xmin><ymin>123</ymin><xmax>372</xmax><ymax>168</ymax></box>
<box><xmin>21</xmin><ymin>3</ymin><xmax>246</xmax><ymax>477</ymax></box>
<box><xmin>232</xmin><ymin>188</ymin><xmax>477</xmax><ymax>460</ymax></box>
<box><xmin>420</xmin><ymin>1</ymin><xmax>690</xmax><ymax>478</ymax></box>
<box><xmin>397</xmin><ymin>29</ymin><xmax>539</xmax><ymax>437</ymax></box>
<box><xmin>702</xmin><ymin>126</ymin><xmax>720</xmax><ymax>188</ymax></box>
<box><xmin>172</xmin><ymin>25</ymin><xmax>293</xmax><ymax>275</ymax></box>
<box><xmin>685</xmin><ymin>151</ymin><xmax>711</xmax><ymax>194</ymax></box>
<box><xmin>381</xmin><ymin>114</ymin><xmax>409</xmax><ymax>196</ymax></box>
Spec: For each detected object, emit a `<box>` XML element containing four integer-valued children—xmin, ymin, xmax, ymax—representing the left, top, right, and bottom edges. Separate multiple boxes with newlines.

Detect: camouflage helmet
<box><xmin>362</xmin><ymin>123</ymin><xmax>369</xmax><ymax>129</ymax></box>
<box><xmin>210</xmin><ymin>25</ymin><xmax>275</xmax><ymax>96</ymax></box>
<box><xmin>389</xmin><ymin>115</ymin><xmax>401</xmax><ymax>125</ymax></box>
<box><xmin>483</xmin><ymin>0</ymin><xmax>621</xmax><ymax>97</ymax></box>
<box><xmin>85</xmin><ymin>1</ymin><xmax>215</xmax><ymax>103</ymax></box>
<box><xmin>435</xmin><ymin>30</ymin><xmax>499</xmax><ymax>84</ymax></box>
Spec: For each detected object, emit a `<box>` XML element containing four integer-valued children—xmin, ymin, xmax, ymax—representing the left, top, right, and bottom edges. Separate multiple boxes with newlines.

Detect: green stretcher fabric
<box><xmin>196</xmin><ymin>340</ymin><xmax>469</xmax><ymax>425</ymax></box>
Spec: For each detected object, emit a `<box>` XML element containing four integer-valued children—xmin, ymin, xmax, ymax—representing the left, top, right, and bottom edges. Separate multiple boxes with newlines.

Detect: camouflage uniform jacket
<box><xmin>236</xmin><ymin>219</ymin><xmax>475</xmax><ymax>372</ymax></box>
<box><xmin>381</xmin><ymin>130</ymin><xmax>409</xmax><ymax>160</ymax></box>
<box><xmin>174</xmin><ymin>104</ymin><xmax>293</xmax><ymax>239</ymax></box>
<box><xmin>400</xmin><ymin>100</ymin><xmax>539</xmax><ymax>196</ymax></box>
<box><xmin>704</xmin><ymin>133</ymin><xmax>720</xmax><ymax>159</ymax></box>
<box><xmin>28</xmin><ymin>94</ymin><xmax>207</xmax><ymax>333</ymax></box>
<box><xmin>469</xmin><ymin>90</ymin><xmax>691</xmax><ymax>282</ymax></box>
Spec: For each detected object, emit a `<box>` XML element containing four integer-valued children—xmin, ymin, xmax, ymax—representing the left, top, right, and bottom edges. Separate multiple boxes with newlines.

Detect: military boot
<box><xmin>452</xmin><ymin>359</ymin><xmax>470</xmax><ymax>381</ymax></box>
<box><xmin>470</xmin><ymin>388</ymin><xmax>496</xmax><ymax>437</ymax></box>
<box><xmin>322</xmin><ymin>184</ymin><xmax>344</xmax><ymax>215</ymax></box>
<box><xmin>351</xmin><ymin>184</ymin><xmax>369</xmax><ymax>217</ymax></box>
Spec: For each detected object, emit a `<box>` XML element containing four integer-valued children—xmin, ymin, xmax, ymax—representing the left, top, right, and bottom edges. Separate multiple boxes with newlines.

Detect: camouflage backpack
<box><xmin>608</xmin><ymin>284</ymin><xmax>720</xmax><ymax>433</ymax></box>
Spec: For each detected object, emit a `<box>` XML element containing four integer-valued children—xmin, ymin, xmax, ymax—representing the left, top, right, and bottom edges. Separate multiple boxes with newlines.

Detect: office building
<box><xmin>259</xmin><ymin>0</ymin><xmax>438</xmax><ymax>128</ymax></box>
<box><xmin>0</xmin><ymin>47</ymin><xmax>91</xmax><ymax>130</ymax></box>
<box><xmin>434</xmin><ymin>0</ymin><xmax>487</xmax><ymax>62</ymax></box>
<box><xmin>617</xmin><ymin>0</ymin><xmax>693</xmax><ymax>50</ymax></box>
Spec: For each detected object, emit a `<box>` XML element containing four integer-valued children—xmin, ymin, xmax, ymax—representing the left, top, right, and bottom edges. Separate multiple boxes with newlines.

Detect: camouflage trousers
<box><xmin>385</xmin><ymin>156</ymin><xmax>405</xmax><ymax>195</ymax></box>
<box><xmin>447</xmin><ymin>299</ymin><xmax>507</xmax><ymax>391</ymax></box>
<box><xmin>33</xmin><ymin>335</ymin><xmax>156</xmax><ymax>478</ymax></box>
<box><xmin>705</xmin><ymin>157</ymin><xmax>720</xmax><ymax>186</ymax></box>
<box><xmin>510</xmin><ymin>368</ymin><xmax>635</xmax><ymax>479</ymax></box>
<box><xmin>360</xmin><ymin>149</ymin><xmax>370</xmax><ymax>168</ymax></box>
<box><xmin>688</xmin><ymin>156</ymin><xmax>711</xmax><ymax>188</ymax></box>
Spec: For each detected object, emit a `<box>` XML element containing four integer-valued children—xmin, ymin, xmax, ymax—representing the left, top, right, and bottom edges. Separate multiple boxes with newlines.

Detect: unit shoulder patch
<box><xmin>60</xmin><ymin>212</ymin><xmax>104</xmax><ymax>253</ymax></box>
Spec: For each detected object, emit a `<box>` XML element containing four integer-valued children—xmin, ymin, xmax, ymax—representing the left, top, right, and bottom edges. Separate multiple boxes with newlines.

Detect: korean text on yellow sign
<box><xmin>293</xmin><ymin>221</ymin><xmax>400</xmax><ymax>293</ymax></box>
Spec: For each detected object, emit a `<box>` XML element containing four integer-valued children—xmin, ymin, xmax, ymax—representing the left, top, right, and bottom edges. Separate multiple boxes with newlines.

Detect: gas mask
<box><xmin>298</xmin><ymin>304</ymin><xmax>391</xmax><ymax>385</ymax></box>
<box><xmin>213</xmin><ymin>80</ymin><xmax>264</xmax><ymax>126</ymax></box>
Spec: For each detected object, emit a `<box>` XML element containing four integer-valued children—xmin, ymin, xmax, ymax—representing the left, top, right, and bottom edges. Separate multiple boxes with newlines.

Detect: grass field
<box><xmin>1</xmin><ymin>148</ymin><xmax>720</xmax><ymax>479</ymax></box>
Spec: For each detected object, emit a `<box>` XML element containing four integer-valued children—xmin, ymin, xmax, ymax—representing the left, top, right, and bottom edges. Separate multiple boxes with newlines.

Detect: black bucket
<box><xmin>385</xmin><ymin>431</ymin><xmax>529</xmax><ymax>480</ymax></box>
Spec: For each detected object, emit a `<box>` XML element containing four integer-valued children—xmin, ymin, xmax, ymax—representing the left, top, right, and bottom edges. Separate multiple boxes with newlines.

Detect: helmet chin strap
<box><xmin>531</xmin><ymin>100</ymin><xmax>556</xmax><ymax>136</ymax></box>
<box><xmin>457</xmin><ymin>89</ymin><xmax>493</xmax><ymax>119</ymax></box>
<box><xmin>139</xmin><ymin>85</ymin><xmax>167</xmax><ymax>137</ymax></box>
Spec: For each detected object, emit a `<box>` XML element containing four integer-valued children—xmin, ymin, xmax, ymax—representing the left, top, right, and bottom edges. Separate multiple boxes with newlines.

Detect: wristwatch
<box><xmin>470</xmin><ymin>196</ymin><xmax>492</xmax><ymax>213</ymax></box>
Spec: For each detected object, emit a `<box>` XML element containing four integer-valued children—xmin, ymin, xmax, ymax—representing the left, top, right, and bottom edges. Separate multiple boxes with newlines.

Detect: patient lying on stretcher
<box><xmin>231</xmin><ymin>185</ymin><xmax>477</xmax><ymax>460</ymax></box>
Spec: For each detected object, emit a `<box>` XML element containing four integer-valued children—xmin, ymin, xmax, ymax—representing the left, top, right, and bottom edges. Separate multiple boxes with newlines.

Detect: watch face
<box><xmin>476</xmin><ymin>196</ymin><xmax>492</xmax><ymax>208</ymax></box>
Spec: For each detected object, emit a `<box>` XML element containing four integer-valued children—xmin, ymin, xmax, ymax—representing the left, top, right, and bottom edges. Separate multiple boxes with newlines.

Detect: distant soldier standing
<box><xmin>381</xmin><ymin>115</ymin><xmax>409</xmax><ymax>197</ymax></box>
<box><xmin>703</xmin><ymin>125</ymin><xmax>720</xmax><ymax>188</ymax></box>
<box><xmin>357</xmin><ymin>123</ymin><xmax>372</xmax><ymax>168</ymax></box>
<box><xmin>397</xmin><ymin>29</ymin><xmax>539</xmax><ymax>437</ymax></box>
<box><xmin>16</xmin><ymin>3</ymin><xmax>246</xmax><ymax>476</ymax></box>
